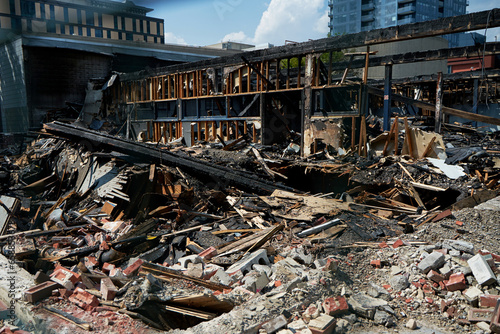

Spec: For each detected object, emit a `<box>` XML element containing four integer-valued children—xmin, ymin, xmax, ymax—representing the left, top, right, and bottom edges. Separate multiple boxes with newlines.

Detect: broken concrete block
<box><xmin>367</xmin><ymin>282</ymin><xmax>391</xmax><ymax>301</ymax></box>
<box><xmin>290</xmin><ymin>247</ymin><xmax>313</xmax><ymax>265</ymax></box>
<box><xmin>210</xmin><ymin>268</ymin><xmax>233</xmax><ymax>286</ymax></box>
<box><xmin>226</xmin><ymin>249</ymin><xmax>269</xmax><ymax>275</ymax></box>
<box><xmin>100</xmin><ymin>277</ymin><xmax>117</xmax><ymax>301</ymax></box>
<box><xmin>348</xmin><ymin>293</ymin><xmax>388</xmax><ymax>319</ymax></box>
<box><xmin>242</xmin><ymin>271</ymin><xmax>269</xmax><ymax>293</ymax></box>
<box><xmin>468</xmin><ymin>254</ymin><xmax>497</xmax><ymax>286</ymax></box>
<box><xmin>178</xmin><ymin>255</ymin><xmax>203</xmax><ymax>269</ymax></box>
<box><xmin>390</xmin><ymin>275</ymin><xmax>409</xmax><ymax>292</ymax></box>
<box><xmin>443</xmin><ymin>239</ymin><xmax>474</xmax><ymax>254</ymax></box>
<box><xmin>464</xmin><ymin>286</ymin><xmax>483</xmax><ymax>305</ymax></box>
<box><xmin>373</xmin><ymin>309</ymin><xmax>394</xmax><ymax>327</ymax></box>
<box><xmin>50</xmin><ymin>267</ymin><xmax>80</xmax><ymax>290</ymax></box>
<box><xmin>308</xmin><ymin>314</ymin><xmax>336</xmax><ymax>334</ymax></box>
<box><xmin>262</xmin><ymin>314</ymin><xmax>287</xmax><ymax>334</ymax></box>
<box><xmin>252</xmin><ymin>264</ymin><xmax>272</xmax><ymax>277</ymax></box>
<box><xmin>406</xmin><ymin>319</ymin><xmax>417</xmax><ymax>330</ymax></box>
<box><xmin>123</xmin><ymin>259</ymin><xmax>144</xmax><ymax>277</ymax></box>
<box><xmin>186</xmin><ymin>263</ymin><xmax>204</xmax><ymax>278</ymax></box>
<box><xmin>322</xmin><ymin>258</ymin><xmax>339</xmax><ymax>272</ymax></box>
<box><xmin>417</xmin><ymin>251</ymin><xmax>445</xmax><ymax>274</ymax></box>
<box><xmin>322</xmin><ymin>296</ymin><xmax>348</xmax><ymax>316</ymax></box>
<box><xmin>23</xmin><ymin>281</ymin><xmax>60</xmax><ymax>303</ymax></box>
<box><xmin>68</xmin><ymin>287</ymin><xmax>99</xmax><ymax>311</ymax></box>
<box><xmin>287</xmin><ymin>319</ymin><xmax>308</xmax><ymax>331</ymax></box>
<box><xmin>33</xmin><ymin>270</ymin><xmax>51</xmax><ymax>285</ymax></box>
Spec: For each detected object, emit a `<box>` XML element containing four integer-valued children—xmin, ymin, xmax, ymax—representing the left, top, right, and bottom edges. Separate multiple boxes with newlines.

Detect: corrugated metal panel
<box><xmin>0</xmin><ymin>38</ymin><xmax>29</xmax><ymax>134</ymax></box>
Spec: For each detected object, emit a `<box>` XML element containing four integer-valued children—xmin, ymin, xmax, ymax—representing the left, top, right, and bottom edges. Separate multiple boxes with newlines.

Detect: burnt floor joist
<box><xmin>43</xmin><ymin>121</ymin><xmax>295</xmax><ymax>194</ymax></box>
<box><xmin>330</xmin><ymin>42</ymin><xmax>500</xmax><ymax>72</ymax></box>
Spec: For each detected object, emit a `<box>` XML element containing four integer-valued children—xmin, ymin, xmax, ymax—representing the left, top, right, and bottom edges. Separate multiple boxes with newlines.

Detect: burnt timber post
<box><xmin>383</xmin><ymin>63</ymin><xmax>393</xmax><ymax>132</ymax></box>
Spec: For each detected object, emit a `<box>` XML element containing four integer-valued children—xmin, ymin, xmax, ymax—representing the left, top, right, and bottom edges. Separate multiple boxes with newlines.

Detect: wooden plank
<box><xmin>163</xmin><ymin>305</ymin><xmax>216</xmax><ymax>320</ymax></box>
<box><xmin>169</xmin><ymin>294</ymin><xmax>233</xmax><ymax>313</ymax></box>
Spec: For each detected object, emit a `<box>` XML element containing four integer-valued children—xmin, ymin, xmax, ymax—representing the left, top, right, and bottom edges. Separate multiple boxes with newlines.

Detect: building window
<box><xmin>126</xmin><ymin>32</ymin><xmax>132</xmax><ymax>40</ymax></box>
<box><xmin>86</xmin><ymin>11</ymin><xmax>93</xmax><ymax>26</ymax></box>
<box><xmin>78</xmin><ymin>26</ymin><xmax>82</xmax><ymax>35</ymax></box>
<box><xmin>95</xmin><ymin>29</ymin><xmax>102</xmax><ymax>38</ymax></box>
<box><xmin>21</xmin><ymin>1</ymin><xmax>35</xmax><ymax>18</ymax></box>
<box><xmin>47</xmin><ymin>20</ymin><xmax>55</xmax><ymax>32</ymax></box>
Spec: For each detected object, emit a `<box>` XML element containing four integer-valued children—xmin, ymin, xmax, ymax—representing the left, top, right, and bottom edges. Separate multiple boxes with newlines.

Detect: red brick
<box><xmin>455</xmin><ymin>221</ymin><xmax>463</xmax><ymax>226</ymax></box>
<box><xmin>58</xmin><ymin>288</ymin><xmax>72</xmax><ymax>299</ymax></box>
<box><xmin>24</xmin><ymin>281</ymin><xmax>60</xmax><ymax>303</ymax></box>
<box><xmin>68</xmin><ymin>287</ymin><xmax>99</xmax><ymax>311</ymax></box>
<box><xmin>392</xmin><ymin>239</ymin><xmax>404</xmax><ymax>248</ymax></box>
<box><xmin>102</xmin><ymin>262</ymin><xmax>115</xmax><ymax>274</ymax></box>
<box><xmin>0</xmin><ymin>327</ymin><xmax>13</xmax><ymax>334</ymax></box>
<box><xmin>378</xmin><ymin>241</ymin><xmax>389</xmax><ymax>248</ymax></box>
<box><xmin>491</xmin><ymin>299</ymin><xmax>500</xmax><ymax>333</ymax></box>
<box><xmin>425</xmin><ymin>297</ymin><xmax>434</xmax><ymax>304</ymax></box>
<box><xmin>99</xmin><ymin>241</ymin><xmax>110</xmax><ymax>251</ymax></box>
<box><xmin>432</xmin><ymin>209</ymin><xmax>452</xmax><ymax>222</ymax></box>
<box><xmin>427</xmin><ymin>270</ymin><xmax>445</xmax><ymax>283</ymax></box>
<box><xmin>50</xmin><ymin>267</ymin><xmax>81</xmax><ymax>290</ymax></box>
<box><xmin>199</xmin><ymin>246</ymin><xmax>218</xmax><ymax>260</ymax></box>
<box><xmin>480</xmin><ymin>294</ymin><xmax>500</xmax><ymax>308</ymax></box>
<box><xmin>370</xmin><ymin>260</ymin><xmax>381</xmax><ymax>268</ymax></box>
<box><xmin>123</xmin><ymin>259</ymin><xmax>144</xmax><ymax>277</ymax></box>
<box><xmin>467</xmin><ymin>308</ymin><xmax>494</xmax><ymax>322</ymax></box>
<box><xmin>445</xmin><ymin>273</ymin><xmax>466</xmax><ymax>292</ymax></box>
<box><xmin>322</xmin><ymin>296</ymin><xmax>348</xmax><ymax>316</ymax></box>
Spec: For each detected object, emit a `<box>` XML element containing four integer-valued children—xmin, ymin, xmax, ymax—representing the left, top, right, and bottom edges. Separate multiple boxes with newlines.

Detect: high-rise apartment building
<box><xmin>328</xmin><ymin>0</ymin><xmax>467</xmax><ymax>47</ymax></box>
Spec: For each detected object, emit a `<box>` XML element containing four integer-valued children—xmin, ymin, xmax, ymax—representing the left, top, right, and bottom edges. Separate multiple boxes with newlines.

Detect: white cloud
<box><xmin>253</xmin><ymin>0</ymin><xmax>328</xmax><ymax>45</ymax></box>
<box><xmin>221</xmin><ymin>31</ymin><xmax>253</xmax><ymax>44</ymax></box>
<box><xmin>164</xmin><ymin>32</ymin><xmax>188</xmax><ymax>45</ymax></box>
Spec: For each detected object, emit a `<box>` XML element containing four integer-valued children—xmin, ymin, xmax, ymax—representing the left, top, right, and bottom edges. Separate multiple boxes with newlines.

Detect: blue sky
<box><xmin>131</xmin><ymin>0</ymin><xmax>499</xmax><ymax>46</ymax></box>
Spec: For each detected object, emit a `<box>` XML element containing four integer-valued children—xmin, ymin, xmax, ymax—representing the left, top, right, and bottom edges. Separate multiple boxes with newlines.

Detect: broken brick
<box><xmin>427</xmin><ymin>270</ymin><xmax>445</xmax><ymax>283</ymax></box>
<box><xmin>123</xmin><ymin>259</ymin><xmax>144</xmax><ymax>277</ymax></box>
<box><xmin>68</xmin><ymin>287</ymin><xmax>99</xmax><ymax>311</ymax></box>
<box><xmin>445</xmin><ymin>273</ymin><xmax>466</xmax><ymax>292</ymax></box>
<box><xmin>392</xmin><ymin>239</ymin><xmax>404</xmax><ymax>248</ymax></box>
<box><xmin>50</xmin><ymin>267</ymin><xmax>81</xmax><ymax>290</ymax></box>
<box><xmin>322</xmin><ymin>296</ymin><xmax>348</xmax><ymax>316</ymax></box>
<box><xmin>370</xmin><ymin>260</ymin><xmax>381</xmax><ymax>268</ymax></box>
<box><xmin>480</xmin><ymin>295</ymin><xmax>500</xmax><ymax>308</ymax></box>
<box><xmin>24</xmin><ymin>281</ymin><xmax>60</xmax><ymax>303</ymax></box>
<box><xmin>199</xmin><ymin>246</ymin><xmax>218</xmax><ymax>260</ymax></box>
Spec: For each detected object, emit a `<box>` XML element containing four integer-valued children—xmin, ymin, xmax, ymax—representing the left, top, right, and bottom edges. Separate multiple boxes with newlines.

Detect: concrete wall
<box><xmin>0</xmin><ymin>38</ymin><xmax>29</xmax><ymax>134</ymax></box>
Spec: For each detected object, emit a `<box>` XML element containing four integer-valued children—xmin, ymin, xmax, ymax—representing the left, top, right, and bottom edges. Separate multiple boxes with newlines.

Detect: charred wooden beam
<box><xmin>43</xmin><ymin>122</ymin><xmax>294</xmax><ymax>194</ymax></box>
<box><xmin>120</xmin><ymin>9</ymin><xmax>500</xmax><ymax>81</ymax></box>
<box><xmin>330</xmin><ymin>42</ymin><xmax>500</xmax><ymax>71</ymax></box>
<box><xmin>368</xmin><ymin>86</ymin><xmax>500</xmax><ymax>126</ymax></box>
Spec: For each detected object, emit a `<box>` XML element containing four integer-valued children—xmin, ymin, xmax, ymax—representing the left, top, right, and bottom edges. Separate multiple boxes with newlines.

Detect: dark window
<box><xmin>126</xmin><ymin>32</ymin><xmax>132</xmax><ymax>40</ymax></box>
<box><xmin>86</xmin><ymin>11</ymin><xmax>94</xmax><ymax>26</ymax></box>
<box><xmin>60</xmin><ymin>25</ymin><xmax>65</xmax><ymax>34</ymax></box>
<box><xmin>9</xmin><ymin>0</ymin><xmax>15</xmax><ymax>16</ymax></box>
<box><xmin>139</xmin><ymin>20</ymin><xmax>143</xmax><ymax>32</ymax></box>
<box><xmin>40</xmin><ymin>3</ymin><xmax>45</xmax><ymax>18</ymax></box>
<box><xmin>77</xmin><ymin>9</ymin><xmax>82</xmax><ymax>24</ymax></box>
<box><xmin>147</xmin><ymin>20</ymin><xmax>150</xmax><ymax>34</ymax></box>
<box><xmin>86</xmin><ymin>27</ymin><xmax>90</xmax><ymax>35</ymax></box>
<box><xmin>132</xmin><ymin>19</ymin><xmax>136</xmax><ymax>32</ymax></box>
<box><xmin>114</xmin><ymin>15</ymin><xmax>117</xmax><ymax>29</ymax></box>
<box><xmin>21</xmin><ymin>1</ymin><xmax>36</xmax><ymax>18</ymax></box>
<box><xmin>69</xmin><ymin>25</ymin><xmax>74</xmax><ymax>35</ymax></box>
<box><xmin>11</xmin><ymin>18</ymin><xmax>21</xmax><ymax>31</ymax></box>
<box><xmin>78</xmin><ymin>26</ymin><xmax>82</xmax><ymax>35</ymax></box>
<box><xmin>97</xmin><ymin>13</ymin><xmax>102</xmax><ymax>27</ymax></box>
<box><xmin>95</xmin><ymin>29</ymin><xmax>102</xmax><ymax>37</ymax></box>
<box><xmin>63</xmin><ymin>7</ymin><xmax>68</xmax><ymax>22</ymax></box>
<box><xmin>106</xmin><ymin>30</ymin><xmax>111</xmax><ymax>38</ymax></box>
<box><xmin>47</xmin><ymin>21</ymin><xmax>55</xmax><ymax>33</ymax></box>
<box><xmin>50</xmin><ymin>5</ymin><xmax>55</xmax><ymax>20</ymax></box>
<box><xmin>121</xmin><ymin>17</ymin><xmax>125</xmax><ymax>31</ymax></box>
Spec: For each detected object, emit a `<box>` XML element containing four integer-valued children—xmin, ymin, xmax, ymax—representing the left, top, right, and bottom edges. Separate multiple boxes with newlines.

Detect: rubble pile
<box><xmin>0</xmin><ymin>121</ymin><xmax>499</xmax><ymax>334</ymax></box>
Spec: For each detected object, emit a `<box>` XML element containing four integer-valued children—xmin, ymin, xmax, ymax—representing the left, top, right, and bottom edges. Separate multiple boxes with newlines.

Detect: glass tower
<box><xmin>328</xmin><ymin>0</ymin><xmax>468</xmax><ymax>47</ymax></box>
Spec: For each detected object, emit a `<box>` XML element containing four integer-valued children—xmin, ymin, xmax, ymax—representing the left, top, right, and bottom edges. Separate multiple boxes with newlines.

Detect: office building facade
<box><xmin>0</xmin><ymin>0</ymin><xmax>164</xmax><ymax>44</ymax></box>
<box><xmin>328</xmin><ymin>0</ymin><xmax>467</xmax><ymax>46</ymax></box>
